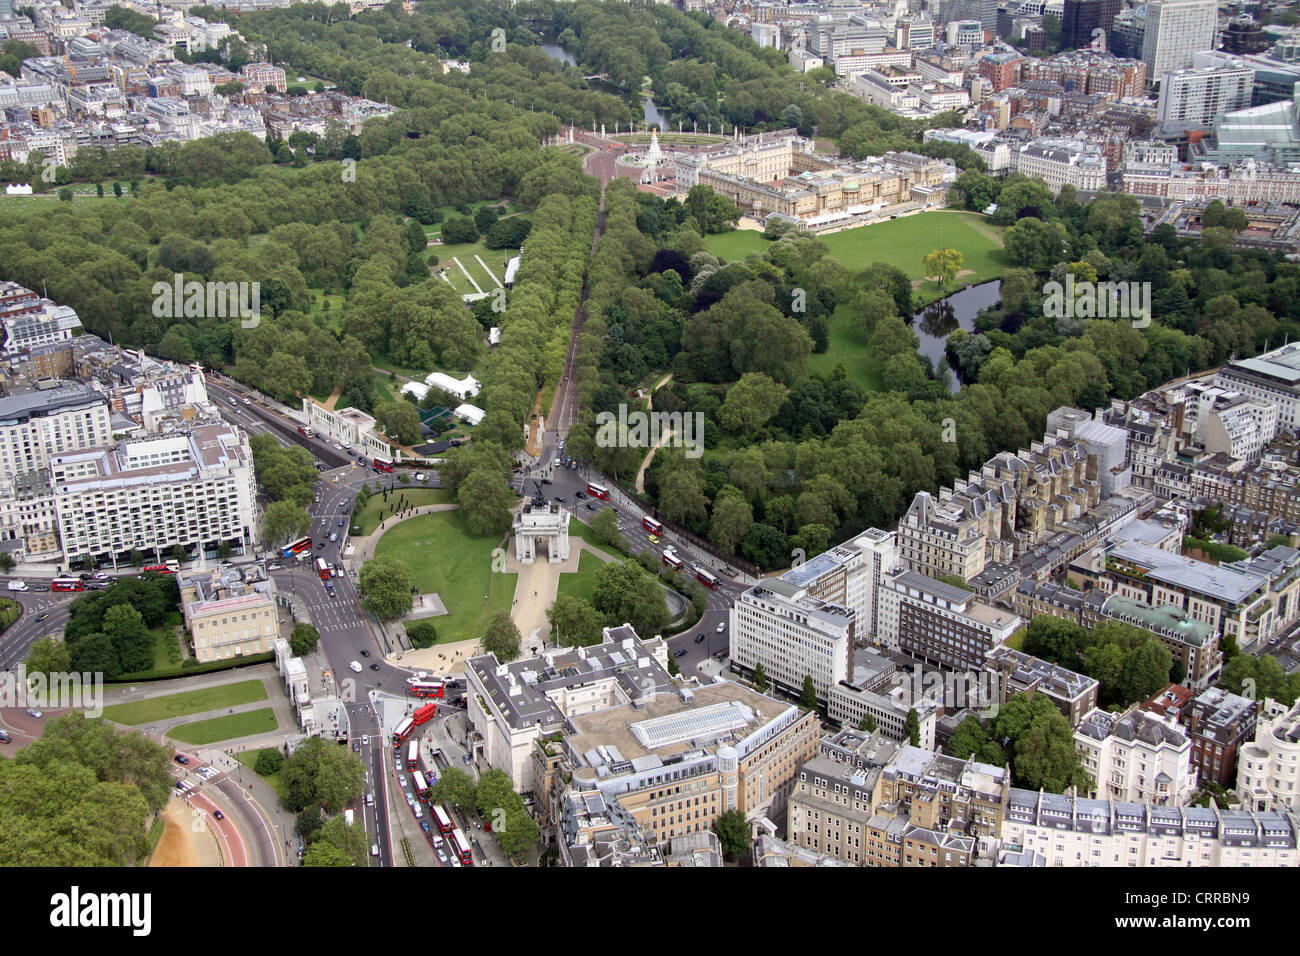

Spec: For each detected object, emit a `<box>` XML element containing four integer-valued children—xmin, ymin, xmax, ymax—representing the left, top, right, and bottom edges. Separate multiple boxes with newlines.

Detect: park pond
<box><xmin>912</xmin><ymin>279</ymin><xmax>1002</xmax><ymax>393</ymax></box>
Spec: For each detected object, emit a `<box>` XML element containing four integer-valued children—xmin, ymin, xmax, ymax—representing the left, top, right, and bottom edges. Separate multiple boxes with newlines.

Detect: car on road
<box><xmin>267</xmin><ymin>562</ymin><xmax>282</xmax><ymax>571</ymax></box>
<box><xmin>337</xmin><ymin>518</ymin><xmax>345</xmax><ymax>527</ymax></box>
<box><xmin>348</xmin><ymin>660</ymin><xmax>363</xmax><ymax>673</ymax></box>
<box><xmin>541</xmin><ymin>478</ymin><xmax>552</xmax><ymax>485</ymax></box>
<box><xmin>198</xmin><ymin>766</ymin><xmax>218</xmax><ymax>779</ymax></box>
<box><xmin>420</xmin><ymin>820</ymin><xmax>431</xmax><ymax>834</ymax></box>
<box><xmin>436</xmin><ymin>848</ymin><xmax>448</xmax><ymax>864</ymax></box>
<box><xmin>716</xmin><ymin>622</ymin><xmax>726</xmax><ymax>633</ymax></box>
<box><xmin>174</xmin><ymin>754</ymin><xmax>190</xmax><ymax>765</ymax></box>
<box><xmin>213</xmin><ymin>810</ymin><xmax>224</xmax><ymax>821</ymax></box>
<box><xmin>554</xmin><ymin>458</ymin><xmax>561</xmax><ymax>467</ymax></box>
<box><xmin>574</xmin><ymin>490</ymin><xmax>586</xmax><ymax>499</ymax></box>
<box><xmin>394</xmin><ymin>758</ymin><xmax>402</xmax><ymax>772</ymax></box>
<box><xmin>0</xmin><ymin>730</ymin><xmax>10</xmax><ymax>744</ymax></box>
<box><xmin>648</xmin><ymin>534</ymin><xmax>659</xmax><ymax>544</ymax></box>
<box><xmin>329</xmin><ymin>532</ymin><xmax>338</xmax><ymax>542</ymax></box>
<box><xmin>25</xmin><ymin>708</ymin><xmax>42</xmax><ymax>718</ymax></box>
<box><xmin>694</xmin><ymin>634</ymin><xmax>705</xmax><ymax>643</ymax></box>
<box><xmin>361</xmin><ymin>735</ymin><xmax>369</xmax><ymax>746</ymax></box>
<box><xmin>94</xmin><ymin>571</ymin><xmax>110</xmax><ymax>579</ymax></box>
<box><xmin>555</xmin><ymin>496</ymin><xmax>566</xmax><ymax>503</ymax></box>
<box><xmin>326</xmin><ymin>584</ymin><xmax>336</xmax><ymax>597</ymax></box>
<box><xmin>415</xmin><ymin>473</ymin><xmax>426</xmax><ymax>481</ymax></box>
<box><xmin>315</xmin><ymin>541</ymin><xmax>325</xmax><ymax>550</ymax></box>
<box><xmin>36</xmin><ymin>612</ymin><xmax>48</xmax><ymax>622</ymax></box>
<box><xmin>674</xmin><ymin>648</ymin><xmax>687</xmax><ymax>657</ymax></box>
<box><xmin>369</xmin><ymin>663</ymin><xmax>380</xmax><ymax>671</ymax></box>
<box><xmin>586</xmin><ymin>503</ymin><xmax>596</xmax><ymax>510</ymax></box>
<box><xmin>462</xmin><ymin>754</ymin><xmax>473</xmax><ymax>765</ymax></box>
<box><xmin>352</xmin><ymin>740</ymin><xmax>360</xmax><ymax>752</ymax></box>
<box><xmin>360</xmin><ymin>649</ymin><xmax>370</xmax><ymax>657</ymax></box>
<box><xmin>79</xmin><ymin>572</ymin><xmax>92</xmax><ymax>580</ymax></box>
<box><xmin>242</xmin><ymin>398</ymin><xmax>251</xmax><ymax>405</ymax></box>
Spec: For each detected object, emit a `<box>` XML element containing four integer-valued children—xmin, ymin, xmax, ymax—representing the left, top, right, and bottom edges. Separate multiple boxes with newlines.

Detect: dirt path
<box><xmin>320</xmin><ymin>387</ymin><xmax>344</xmax><ymax>412</ymax></box>
<box><xmin>150</xmin><ymin>798</ymin><xmax>222</xmax><ymax>867</ymax></box>
<box><xmin>525</xmin><ymin>390</ymin><xmax>544</xmax><ymax>457</ymax></box>
<box><xmin>634</xmin><ymin>426</ymin><xmax>676</xmax><ymax>494</ymax></box>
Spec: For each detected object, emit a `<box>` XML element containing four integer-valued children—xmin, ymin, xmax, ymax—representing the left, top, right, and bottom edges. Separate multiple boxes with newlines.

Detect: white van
<box><xmin>366</xmin><ymin>792</ymin><xmax>374</xmax><ymax>807</ymax></box>
<box><xmin>6</xmin><ymin>580</ymin><xmax>27</xmax><ymax>591</ymax></box>
<box><xmin>348</xmin><ymin>660</ymin><xmax>363</xmax><ymax>673</ymax></box>
<box><xmin>371</xmin><ymin>844</ymin><xmax>379</xmax><ymax>857</ymax></box>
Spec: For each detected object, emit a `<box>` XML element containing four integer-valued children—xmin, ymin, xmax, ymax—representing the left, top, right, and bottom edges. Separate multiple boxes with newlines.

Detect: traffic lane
<box><xmin>0</xmin><ymin>599</ymin><xmax>69</xmax><ymax>671</ymax></box>
<box><xmin>189</xmin><ymin>790</ymin><xmax>248</xmax><ymax>867</ymax></box>
<box><xmin>211</xmin><ymin>777</ymin><xmax>279</xmax><ymax>867</ymax></box>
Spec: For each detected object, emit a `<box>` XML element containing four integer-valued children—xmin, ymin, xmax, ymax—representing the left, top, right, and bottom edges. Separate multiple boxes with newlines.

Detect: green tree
<box><xmin>316</xmin><ymin>814</ymin><xmax>369</xmax><ymax>866</ymax></box>
<box><xmin>482</xmin><ymin>612</ymin><xmax>521</xmax><ymax>662</ymax></box>
<box><xmin>800</xmin><ymin>674</ymin><xmax>818</xmax><ymax>711</ymax></box>
<box><xmin>102</xmin><ymin>604</ymin><xmax>152</xmax><ymax>674</ymax></box>
<box><xmin>290</xmin><ymin>623</ymin><xmax>320</xmax><ymax>656</ymax></box>
<box><xmin>718</xmin><ymin>372</ymin><xmax>787</xmax><ymax>436</ymax></box>
<box><xmin>592</xmin><ymin>560</ymin><xmax>668</xmax><ymax>637</ymax></box>
<box><xmin>254</xmin><ymin>747</ymin><xmax>284</xmax><ymax>776</ymax></box>
<box><xmin>588</xmin><ymin>506</ymin><xmax>623</xmax><ymax>549</ymax></box>
<box><xmin>457</xmin><ymin>467</ymin><xmax>515</xmax><ymax>536</ymax></box>
<box><xmin>430</xmin><ymin>767</ymin><xmax>476</xmax><ymax>811</ymax></box>
<box><xmin>546</xmin><ymin>595</ymin><xmax>604</xmax><ymax>647</ymax></box>
<box><xmin>753</xmin><ymin>661</ymin><xmax>768</xmax><ymax>692</ymax></box>
<box><xmin>922</xmin><ymin>248</ymin><xmax>964</xmax><ymax>291</ymax></box>
<box><xmin>858</xmin><ymin>713</ymin><xmax>877</xmax><ymax>733</ymax></box>
<box><xmin>358</xmin><ymin>556</ymin><xmax>414</xmax><ymax>620</ymax></box>
<box><xmin>262</xmin><ymin>499</ymin><xmax>311</xmax><ymax>547</ymax></box>
<box><xmin>302</xmin><ymin>842</ymin><xmax>353</xmax><ymax>866</ymax></box>
<box><xmin>24</xmin><ymin>637</ymin><xmax>71</xmax><ymax>684</ymax></box>
<box><xmin>903</xmin><ymin>708</ymin><xmax>921</xmax><ymax>746</ymax></box>
<box><xmin>375</xmin><ymin>399</ymin><xmax>423</xmax><ymax>446</ymax></box>
<box><xmin>712</xmin><ymin>808</ymin><xmax>751</xmax><ymax>861</ymax></box>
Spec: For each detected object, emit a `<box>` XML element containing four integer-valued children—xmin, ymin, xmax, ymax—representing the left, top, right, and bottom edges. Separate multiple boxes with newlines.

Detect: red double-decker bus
<box><xmin>142</xmin><ymin>564</ymin><xmax>174</xmax><ymax>575</ymax></box>
<box><xmin>408</xmin><ymin>680</ymin><xmax>444</xmax><ymax>699</ymax></box>
<box><xmin>411</xmin><ymin>770</ymin><xmax>430</xmax><ymax>801</ymax></box>
<box><xmin>695</xmin><ymin>566</ymin><xmax>719</xmax><ymax>590</ymax></box>
<box><xmin>642</xmin><ymin>516</ymin><xmax>663</xmax><ymax>535</ymax></box>
<box><xmin>586</xmin><ymin>481</ymin><xmax>609</xmax><ymax>500</ymax></box>
<box><xmin>51</xmin><ymin>578</ymin><xmax>84</xmax><ymax>592</ymax></box>
<box><xmin>373</xmin><ymin>457</ymin><xmax>394</xmax><ymax>473</ymax></box>
<box><xmin>281</xmin><ymin>536</ymin><xmax>312</xmax><ymax>558</ymax></box>
<box><xmin>662</xmin><ymin>551</ymin><xmax>683</xmax><ymax>572</ymax></box>
<box><xmin>406</xmin><ymin>740</ymin><xmax>420</xmax><ymax>772</ymax></box>
<box><xmin>392</xmin><ymin>717</ymin><xmax>414</xmax><ymax>746</ymax></box>
<box><xmin>315</xmin><ymin>557</ymin><xmax>330</xmax><ymax>580</ymax></box>
<box><xmin>449</xmin><ymin>827</ymin><xmax>473</xmax><ymax>866</ymax></box>
<box><xmin>412</xmin><ymin>703</ymin><xmax>438</xmax><ymax>726</ymax></box>
<box><xmin>432</xmin><ymin>804</ymin><xmax>454</xmax><ymax>836</ymax></box>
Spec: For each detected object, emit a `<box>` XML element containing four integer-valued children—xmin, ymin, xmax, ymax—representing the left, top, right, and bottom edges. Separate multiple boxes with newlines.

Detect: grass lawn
<box><xmin>169</xmin><ymin>708</ymin><xmax>279</xmax><ymax>745</ymax></box>
<box><xmin>806</xmin><ymin>302</ymin><xmax>885</xmax><ymax>393</ymax></box>
<box><xmin>1005</xmin><ymin>627</ymin><xmax>1026</xmax><ymax>652</ymax></box>
<box><xmin>353</xmin><ymin>486</ymin><xmax>454</xmax><ymax>535</ymax></box>
<box><xmin>704</xmin><ymin>210</ymin><xmax>1006</xmax><ymax>307</ymax></box>
<box><xmin>556</xmin><ymin>550</ymin><xmax>607</xmax><ymax>606</ymax></box>
<box><xmin>148</xmin><ymin>624</ymin><xmax>184</xmax><ymax>671</ymax></box>
<box><xmin>237</xmin><ymin>749</ymin><xmax>289</xmax><ymax>803</ymax></box>
<box><xmin>373</xmin><ymin>372</ymin><xmax>396</xmax><ymax>404</ymax></box>
<box><xmin>428</xmin><ymin>239</ymin><xmax>517</xmax><ymax>296</ymax></box>
<box><xmin>373</xmin><ymin>509</ymin><xmax>516</xmax><ymax>644</ymax></box>
<box><xmin>101</xmin><ymin>680</ymin><xmax>268</xmax><ymax>726</ymax></box>
<box><xmin>0</xmin><ymin>598</ymin><xmax>20</xmax><ymax>632</ymax></box>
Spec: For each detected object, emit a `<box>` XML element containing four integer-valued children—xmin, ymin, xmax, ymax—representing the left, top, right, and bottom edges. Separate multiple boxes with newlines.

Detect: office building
<box><xmin>1061</xmin><ymin>0</ymin><xmax>1121</xmax><ymax>49</ymax></box>
<box><xmin>49</xmin><ymin>422</ymin><xmax>257</xmax><ymax>566</ymax></box>
<box><xmin>1213</xmin><ymin>342</ymin><xmax>1300</xmax><ymax>433</ymax></box>
<box><xmin>876</xmin><ymin>570</ymin><xmax>1022</xmax><ymax>670</ymax></box>
<box><xmin>0</xmin><ymin>383</ymin><xmax>112</xmax><ymax>479</ymax></box>
<box><xmin>1000</xmin><ymin>789</ymin><xmax>1298</xmax><ymax>866</ymax></box>
<box><xmin>1013</xmin><ymin>137</ymin><xmax>1108</xmax><ymax>193</ymax></box>
<box><xmin>1157</xmin><ymin>65</ymin><xmax>1255</xmax><ymax>131</ymax></box>
<box><xmin>1142</xmin><ymin>0</ymin><xmax>1218</xmax><ymax>79</ymax></box>
<box><xmin>729</xmin><ymin>579</ymin><xmax>855</xmax><ymax>705</ymax></box>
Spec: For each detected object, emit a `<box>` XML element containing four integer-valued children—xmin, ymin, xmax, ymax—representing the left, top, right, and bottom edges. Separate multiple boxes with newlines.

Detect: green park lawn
<box><xmin>805</xmin><ymin>303</ymin><xmax>886</xmax><ymax>393</ymax></box>
<box><xmin>556</xmin><ymin>549</ymin><xmax>606</xmax><ymax>606</ymax></box>
<box><xmin>169</xmin><ymin>708</ymin><xmax>279</xmax><ymax>745</ymax></box>
<box><xmin>428</xmin><ymin>238</ymin><xmax>516</xmax><ymax>296</ymax></box>
<box><xmin>101</xmin><ymin>680</ymin><xmax>268</xmax><ymax>726</ymax></box>
<box><xmin>352</xmin><ymin>486</ymin><xmax>454</xmax><ymax>536</ymax></box>
<box><xmin>237</xmin><ymin>749</ymin><xmax>288</xmax><ymax>801</ymax></box>
<box><xmin>373</xmin><ymin>509</ymin><xmax>516</xmax><ymax>644</ymax></box>
<box><xmin>704</xmin><ymin>209</ymin><xmax>1007</xmax><ymax>307</ymax></box>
